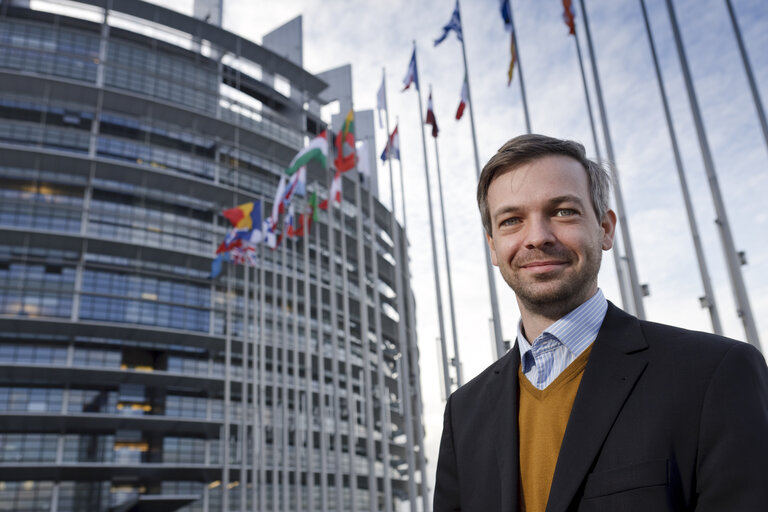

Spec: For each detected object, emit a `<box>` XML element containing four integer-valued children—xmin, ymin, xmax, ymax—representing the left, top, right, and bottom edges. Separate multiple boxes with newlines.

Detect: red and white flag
<box><xmin>402</xmin><ymin>49</ymin><xmax>419</xmax><ymax>91</ymax></box>
<box><xmin>319</xmin><ymin>170</ymin><xmax>342</xmax><ymax>210</ymax></box>
<box><xmin>426</xmin><ymin>93</ymin><xmax>439</xmax><ymax>138</ymax></box>
<box><xmin>456</xmin><ymin>78</ymin><xmax>468</xmax><ymax>120</ymax></box>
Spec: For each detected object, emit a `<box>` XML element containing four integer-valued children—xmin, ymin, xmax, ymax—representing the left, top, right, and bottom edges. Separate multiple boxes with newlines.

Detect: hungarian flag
<box><xmin>562</xmin><ymin>0</ymin><xmax>576</xmax><ymax>35</ymax></box>
<box><xmin>380</xmin><ymin>125</ymin><xmax>401</xmax><ymax>162</ymax></box>
<box><xmin>319</xmin><ymin>170</ymin><xmax>342</xmax><ymax>210</ymax></box>
<box><xmin>426</xmin><ymin>93</ymin><xmax>439</xmax><ymax>138</ymax></box>
<box><xmin>334</xmin><ymin>109</ymin><xmax>356</xmax><ymax>172</ymax></box>
<box><xmin>456</xmin><ymin>79</ymin><xmax>468</xmax><ymax>119</ymax></box>
<box><xmin>285</xmin><ymin>131</ymin><xmax>329</xmax><ymax>176</ymax></box>
<box><xmin>402</xmin><ymin>49</ymin><xmax>419</xmax><ymax>91</ymax></box>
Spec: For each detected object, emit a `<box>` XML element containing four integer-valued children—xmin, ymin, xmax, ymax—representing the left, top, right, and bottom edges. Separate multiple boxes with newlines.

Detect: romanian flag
<box><xmin>222</xmin><ymin>201</ymin><xmax>257</xmax><ymax>230</ymax></box>
<box><xmin>334</xmin><ymin>109</ymin><xmax>356</xmax><ymax>172</ymax></box>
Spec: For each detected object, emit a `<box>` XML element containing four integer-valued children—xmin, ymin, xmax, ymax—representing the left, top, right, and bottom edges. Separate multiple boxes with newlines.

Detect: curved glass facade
<box><xmin>0</xmin><ymin>1</ymin><xmax>428</xmax><ymax>511</ymax></box>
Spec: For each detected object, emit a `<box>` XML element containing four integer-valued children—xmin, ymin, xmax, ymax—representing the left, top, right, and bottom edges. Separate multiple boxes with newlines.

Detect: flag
<box><xmin>499</xmin><ymin>0</ymin><xmax>517</xmax><ymax>85</ymax></box>
<box><xmin>291</xmin><ymin>212</ymin><xmax>307</xmax><ymax>238</ymax></box>
<box><xmin>210</xmin><ymin>252</ymin><xmax>230</xmax><ymax>278</ymax></box>
<box><xmin>434</xmin><ymin>1</ymin><xmax>463</xmax><ymax>46</ymax></box>
<box><xmin>284</xmin><ymin>166</ymin><xmax>306</xmax><ymax>205</ymax></box>
<box><xmin>456</xmin><ymin>78</ymin><xmax>468</xmax><ymax>119</ymax></box>
<box><xmin>306</xmin><ymin>191</ymin><xmax>319</xmax><ymax>234</ymax></box>
<box><xmin>356</xmin><ymin>140</ymin><xmax>371</xmax><ymax>183</ymax></box>
<box><xmin>218</xmin><ymin>200</ymin><xmax>262</xmax><ymax>253</ymax></box>
<box><xmin>319</xmin><ymin>170</ymin><xmax>342</xmax><ymax>210</ymax></box>
<box><xmin>334</xmin><ymin>109</ymin><xmax>356</xmax><ymax>172</ymax></box>
<box><xmin>222</xmin><ymin>201</ymin><xmax>256</xmax><ymax>230</ymax></box>
<box><xmin>426</xmin><ymin>93</ymin><xmax>439</xmax><ymax>138</ymax></box>
<box><xmin>230</xmin><ymin>245</ymin><xmax>257</xmax><ymax>266</ymax></box>
<box><xmin>376</xmin><ymin>77</ymin><xmax>386</xmax><ymax>128</ymax></box>
<box><xmin>285</xmin><ymin>131</ymin><xmax>329</xmax><ymax>176</ymax></box>
<box><xmin>500</xmin><ymin>0</ymin><xmax>512</xmax><ymax>31</ymax></box>
<box><xmin>402</xmin><ymin>49</ymin><xmax>419</xmax><ymax>91</ymax></box>
<box><xmin>563</xmin><ymin>0</ymin><xmax>576</xmax><ymax>35</ymax></box>
<box><xmin>278</xmin><ymin>204</ymin><xmax>296</xmax><ymax>245</ymax></box>
<box><xmin>262</xmin><ymin>219</ymin><xmax>277</xmax><ymax>249</ymax></box>
<box><xmin>216</xmin><ymin>235</ymin><xmax>241</xmax><ymax>255</ymax></box>
<box><xmin>507</xmin><ymin>31</ymin><xmax>517</xmax><ymax>86</ymax></box>
<box><xmin>269</xmin><ymin>175</ymin><xmax>287</xmax><ymax>228</ymax></box>
<box><xmin>380</xmin><ymin>125</ymin><xmax>401</xmax><ymax>162</ymax></box>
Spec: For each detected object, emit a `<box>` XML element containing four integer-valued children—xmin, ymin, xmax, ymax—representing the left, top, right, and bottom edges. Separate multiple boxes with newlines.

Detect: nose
<box><xmin>523</xmin><ymin>215</ymin><xmax>556</xmax><ymax>249</ymax></box>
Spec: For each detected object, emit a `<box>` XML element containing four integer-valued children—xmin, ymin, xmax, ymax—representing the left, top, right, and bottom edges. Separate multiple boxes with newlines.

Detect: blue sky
<box><xmin>160</xmin><ymin>0</ymin><xmax>768</xmax><ymax>504</ymax></box>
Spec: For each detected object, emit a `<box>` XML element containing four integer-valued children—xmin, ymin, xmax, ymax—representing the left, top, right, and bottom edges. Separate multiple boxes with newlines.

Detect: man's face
<box><xmin>485</xmin><ymin>155</ymin><xmax>616</xmax><ymax>318</ymax></box>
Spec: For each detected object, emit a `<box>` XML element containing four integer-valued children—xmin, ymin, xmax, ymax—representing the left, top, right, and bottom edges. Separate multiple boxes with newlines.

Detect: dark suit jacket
<box><xmin>434</xmin><ymin>303</ymin><xmax>768</xmax><ymax>511</ymax></box>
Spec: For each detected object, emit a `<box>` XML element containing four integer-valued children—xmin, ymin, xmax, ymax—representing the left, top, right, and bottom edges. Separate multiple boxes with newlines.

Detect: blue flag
<box><xmin>209</xmin><ymin>252</ymin><xmax>230</xmax><ymax>279</ymax></box>
<box><xmin>434</xmin><ymin>1</ymin><xmax>463</xmax><ymax>46</ymax></box>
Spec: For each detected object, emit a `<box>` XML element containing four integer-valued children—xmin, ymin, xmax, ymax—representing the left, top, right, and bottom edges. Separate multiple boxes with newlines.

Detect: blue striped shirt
<box><xmin>517</xmin><ymin>289</ymin><xmax>608</xmax><ymax>390</ymax></box>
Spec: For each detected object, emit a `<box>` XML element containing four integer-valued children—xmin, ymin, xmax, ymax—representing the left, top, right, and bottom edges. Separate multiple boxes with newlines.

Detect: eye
<box><xmin>554</xmin><ymin>208</ymin><xmax>577</xmax><ymax>217</ymax></box>
<box><xmin>499</xmin><ymin>216</ymin><xmax>521</xmax><ymax>227</ymax></box>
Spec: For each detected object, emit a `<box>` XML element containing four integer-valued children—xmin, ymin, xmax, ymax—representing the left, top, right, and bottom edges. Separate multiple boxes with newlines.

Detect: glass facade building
<box><xmin>0</xmin><ymin>1</ymin><xmax>429</xmax><ymax>510</ymax></box>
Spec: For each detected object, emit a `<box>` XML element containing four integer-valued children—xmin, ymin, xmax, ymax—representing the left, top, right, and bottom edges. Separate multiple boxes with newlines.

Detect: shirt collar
<box><xmin>516</xmin><ymin>288</ymin><xmax>608</xmax><ymax>360</ymax></box>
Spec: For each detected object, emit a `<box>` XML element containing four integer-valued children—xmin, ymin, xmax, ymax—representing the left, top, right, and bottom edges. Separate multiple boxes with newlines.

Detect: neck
<box><xmin>518</xmin><ymin>287</ymin><xmax>598</xmax><ymax>341</ymax></box>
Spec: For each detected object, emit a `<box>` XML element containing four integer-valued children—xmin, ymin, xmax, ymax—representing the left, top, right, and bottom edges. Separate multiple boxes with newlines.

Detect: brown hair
<box><xmin>477</xmin><ymin>134</ymin><xmax>612</xmax><ymax>235</ymax></box>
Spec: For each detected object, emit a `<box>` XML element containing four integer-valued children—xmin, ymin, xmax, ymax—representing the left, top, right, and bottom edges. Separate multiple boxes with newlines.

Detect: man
<box><xmin>434</xmin><ymin>134</ymin><xmax>768</xmax><ymax>512</ymax></box>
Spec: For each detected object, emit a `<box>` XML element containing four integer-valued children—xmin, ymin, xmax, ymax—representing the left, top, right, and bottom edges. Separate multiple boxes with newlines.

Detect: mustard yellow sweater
<box><xmin>518</xmin><ymin>346</ymin><xmax>592</xmax><ymax>512</ymax></box>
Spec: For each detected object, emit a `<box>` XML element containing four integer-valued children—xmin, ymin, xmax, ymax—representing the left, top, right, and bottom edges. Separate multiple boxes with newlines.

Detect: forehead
<box><xmin>487</xmin><ymin>155</ymin><xmax>590</xmax><ymax>208</ymax></box>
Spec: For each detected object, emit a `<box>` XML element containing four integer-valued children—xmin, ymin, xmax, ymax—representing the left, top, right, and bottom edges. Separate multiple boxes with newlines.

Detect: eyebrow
<box><xmin>491</xmin><ymin>195</ymin><xmax>586</xmax><ymax>221</ymax></box>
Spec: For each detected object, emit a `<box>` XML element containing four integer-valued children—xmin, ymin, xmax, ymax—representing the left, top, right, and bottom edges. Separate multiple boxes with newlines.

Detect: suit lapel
<box><xmin>545</xmin><ymin>304</ymin><xmax>649</xmax><ymax>512</ymax></box>
<box><xmin>491</xmin><ymin>344</ymin><xmax>522</xmax><ymax>512</ymax></box>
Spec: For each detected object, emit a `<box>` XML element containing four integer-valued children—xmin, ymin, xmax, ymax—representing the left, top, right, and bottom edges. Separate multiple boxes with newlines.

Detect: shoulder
<box><xmin>449</xmin><ymin>346</ymin><xmax>518</xmax><ymax>409</ymax></box>
<box><xmin>605</xmin><ymin>302</ymin><xmax>766</xmax><ymax>374</ymax></box>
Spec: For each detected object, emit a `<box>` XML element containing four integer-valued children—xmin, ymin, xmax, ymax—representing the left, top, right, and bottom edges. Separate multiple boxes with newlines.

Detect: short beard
<box><xmin>501</xmin><ymin>246</ymin><xmax>602</xmax><ymax>320</ymax></box>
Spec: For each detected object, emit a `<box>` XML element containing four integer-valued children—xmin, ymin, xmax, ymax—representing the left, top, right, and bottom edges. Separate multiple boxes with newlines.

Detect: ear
<box><xmin>486</xmin><ymin>232</ymin><xmax>499</xmax><ymax>266</ymax></box>
<box><xmin>600</xmin><ymin>209</ymin><xmax>617</xmax><ymax>250</ymax></box>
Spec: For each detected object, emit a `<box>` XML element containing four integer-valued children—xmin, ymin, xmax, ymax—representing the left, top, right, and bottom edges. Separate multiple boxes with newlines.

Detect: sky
<box><xmin>159</xmin><ymin>0</ymin><xmax>767</xmax><ymax>506</ymax></box>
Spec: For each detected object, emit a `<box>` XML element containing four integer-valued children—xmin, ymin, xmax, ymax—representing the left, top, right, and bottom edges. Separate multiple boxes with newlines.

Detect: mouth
<box><xmin>519</xmin><ymin>260</ymin><xmax>568</xmax><ymax>274</ymax></box>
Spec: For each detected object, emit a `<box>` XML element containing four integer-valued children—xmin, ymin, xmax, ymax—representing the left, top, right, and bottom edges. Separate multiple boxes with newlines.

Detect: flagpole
<box><xmin>725</xmin><ymin>0</ymin><xmax>768</xmax><ymax>154</ymax></box>
<box><xmin>301</xmin><ymin>203</ymin><xmax>314</xmax><ymax>511</ymax></box>
<box><xmin>222</xmin><ymin>261</ymin><xmax>232</xmax><ymax>511</ymax></box>
<box><xmin>639</xmin><ymin>0</ymin><xmax>722</xmax><ymax>334</ymax></box>
<box><xmin>568</xmin><ymin>12</ymin><xmax>632</xmax><ymax>313</ymax></box>
<box><xmin>391</xmin><ymin>73</ymin><xmax>418</xmax><ymax>509</ymax></box>
<box><xmin>429</xmin><ymin>92</ymin><xmax>463</xmax><ymax>388</ymax></box>
<box><xmin>253</xmin><ymin>238</ymin><xmax>263</xmax><ymax>511</ymax></box>
<box><xmin>503</xmin><ymin>0</ymin><xmax>531</xmax><ymax>133</ymax></box>
<box><xmin>353</xmin><ymin>137</ymin><xmax>377</xmax><ymax>510</ymax></box>
<box><xmin>270</xmin><ymin>234</ymin><xmax>279</xmax><ymax>506</ymax></box>
<box><xmin>325</xmin><ymin>130</ymin><xmax>345</xmax><ymax>510</ymax></box>
<box><xmin>367</xmin><ymin>157</ymin><xmax>394</xmax><ymax>512</ymax></box>
<box><xmin>239</xmin><ymin>263</ymin><xmax>249</xmax><ymax>512</ymax></box>
<box><xmin>664</xmin><ymin>0</ymin><xmax>761</xmax><ymax>349</ymax></box>
<box><xmin>412</xmin><ymin>52</ymin><xmax>451</xmax><ymax>403</ymax></box>
<box><xmin>379</xmin><ymin>69</ymin><xmax>395</xmax><ymax>512</ymax></box>
<box><xmin>579</xmin><ymin>0</ymin><xmax>646</xmax><ymax>319</ymax></box>
<box><xmin>337</xmin><ymin>163</ymin><xmax>360</xmax><ymax>512</ymax></box>
<box><xmin>313</xmin><ymin>193</ymin><xmax>329</xmax><ymax>512</ymax></box>
<box><xmin>454</xmin><ymin>2</ymin><xmax>506</xmax><ymax>359</ymax></box>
